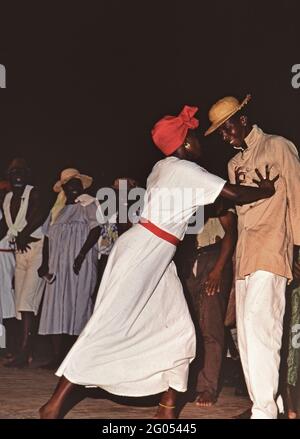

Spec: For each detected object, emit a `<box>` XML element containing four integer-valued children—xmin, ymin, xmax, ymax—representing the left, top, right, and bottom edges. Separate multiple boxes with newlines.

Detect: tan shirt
<box><xmin>228</xmin><ymin>125</ymin><xmax>300</xmax><ymax>280</ymax></box>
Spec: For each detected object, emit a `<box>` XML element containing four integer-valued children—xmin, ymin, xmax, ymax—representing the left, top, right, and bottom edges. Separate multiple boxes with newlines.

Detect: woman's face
<box><xmin>63</xmin><ymin>178</ymin><xmax>84</xmax><ymax>202</ymax></box>
<box><xmin>184</xmin><ymin>131</ymin><xmax>203</xmax><ymax>161</ymax></box>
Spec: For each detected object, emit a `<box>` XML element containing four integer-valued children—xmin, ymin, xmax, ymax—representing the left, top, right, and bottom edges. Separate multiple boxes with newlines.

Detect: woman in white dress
<box><xmin>40</xmin><ymin>106</ymin><xmax>278</xmax><ymax>419</ymax></box>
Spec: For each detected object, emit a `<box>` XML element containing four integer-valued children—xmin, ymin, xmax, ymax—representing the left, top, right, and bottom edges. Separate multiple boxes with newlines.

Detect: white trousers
<box><xmin>15</xmin><ymin>239</ymin><xmax>44</xmax><ymax>320</ymax></box>
<box><xmin>236</xmin><ymin>270</ymin><xmax>287</xmax><ymax>419</ymax></box>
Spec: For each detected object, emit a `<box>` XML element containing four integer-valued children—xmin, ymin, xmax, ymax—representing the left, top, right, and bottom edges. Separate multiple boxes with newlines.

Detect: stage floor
<box><xmin>0</xmin><ymin>357</ymin><xmax>252</xmax><ymax>419</ymax></box>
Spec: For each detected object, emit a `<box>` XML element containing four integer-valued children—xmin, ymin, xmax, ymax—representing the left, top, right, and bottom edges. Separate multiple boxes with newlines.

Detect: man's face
<box><xmin>8</xmin><ymin>167</ymin><xmax>28</xmax><ymax>189</ymax></box>
<box><xmin>63</xmin><ymin>178</ymin><xmax>84</xmax><ymax>201</ymax></box>
<box><xmin>217</xmin><ymin>115</ymin><xmax>247</xmax><ymax>148</ymax></box>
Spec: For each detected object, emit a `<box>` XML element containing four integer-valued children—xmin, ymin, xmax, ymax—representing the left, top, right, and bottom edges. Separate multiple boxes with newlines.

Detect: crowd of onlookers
<box><xmin>0</xmin><ymin>154</ymin><xmax>299</xmax><ymax>418</ymax></box>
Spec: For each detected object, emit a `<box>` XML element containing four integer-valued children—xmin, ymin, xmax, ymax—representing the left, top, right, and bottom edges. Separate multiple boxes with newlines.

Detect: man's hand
<box><xmin>252</xmin><ymin>165</ymin><xmax>279</xmax><ymax>197</ymax></box>
<box><xmin>15</xmin><ymin>233</ymin><xmax>31</xmax><ymax>253</ymax></box>
<box><xmin>73</xmin><ymin>253</ymin><xmax>85</xmax><ymax>275</ymax></box>
<box><xmin>204</xmin><ymin>268</ymin><xmax>222</xmax><ymax>296</ymax></box>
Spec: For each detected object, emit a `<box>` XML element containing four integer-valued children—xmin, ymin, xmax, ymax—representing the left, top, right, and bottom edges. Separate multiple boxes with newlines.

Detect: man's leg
<box><xmin>196</xmin><ymin>291</ymin><xmax>224</xmax><ymax>406</ymax></box>
<box><xmin>235</xmin><ymin>277</ymin><xmax>254</xmax><ymax>402</ymax></box>
<box><xmin>243</xmin><ymin>271</ymin><xmax>286</xmax><ymax>419</ymax></box>
<box><xmin>196</xmin><ymin>256</ymin><xmax>232</xmax><ymax>406</ymax></box>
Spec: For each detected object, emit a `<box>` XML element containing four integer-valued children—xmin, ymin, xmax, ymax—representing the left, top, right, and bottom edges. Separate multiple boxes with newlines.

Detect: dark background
<box><xmin>0</xmin><ymin>0</ymin><xmax>299</xmax><ymax>206</ymax></box>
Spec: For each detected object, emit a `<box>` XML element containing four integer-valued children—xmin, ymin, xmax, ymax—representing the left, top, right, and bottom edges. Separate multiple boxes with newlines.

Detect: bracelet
<box><xmin>158</xmin><ymin>403</ymin><xmax>175</xmax><ymax>409</ymax></box>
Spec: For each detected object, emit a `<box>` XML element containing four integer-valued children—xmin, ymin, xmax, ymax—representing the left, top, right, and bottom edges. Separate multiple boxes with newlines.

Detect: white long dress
<box><xmin>56</xmin><ymin>157</ymin><xmax>226</xmax><ymax>396</ymax></box>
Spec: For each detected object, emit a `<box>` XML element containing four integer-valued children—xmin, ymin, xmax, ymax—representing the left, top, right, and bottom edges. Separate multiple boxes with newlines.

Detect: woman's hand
<box><xmin>252</xmin><ymin>165</ymin><xmax>279</xmax><ymax>197</ymax></box>
<box><xmin>234</xmin><ymin>166</ymin><xmax>245</xmax><ymax>185</ymax></box>
<box><xmin>73</xmin><ymin>252</ymin><xmax>85</xmax><ymax>275</ymax></box>
<box><xmin>38</xmin><ymin>263</ymin><xmax>49</xmax><ymax>278</ymax></box>
<box><xmin>15</xmin><ymin>232</ymin><xmax>31</xmax><ymax>253</ymax></box>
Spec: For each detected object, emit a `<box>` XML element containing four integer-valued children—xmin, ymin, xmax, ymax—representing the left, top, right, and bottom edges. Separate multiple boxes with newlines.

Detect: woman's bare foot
<box><xmin>39</xmin><ymin>402</ymin><xmax>61</xmax><ymax>419</ymax></box>
<box><xmin>4</xmin><ymin>352</ymin><xmax>14</xmax><ymax>360</ymax></box>
<box><xmin>195</xmin><ymin>390</ymin><xmax>217</xmax><ymax>407</ymax></box>
<box><xmin>153</xmin><ymin>404</ymin><xmax>176</xmax><ymax>419</ymax></box>
<box><xmin>4</xmin><ymin>351</ymin><xmax>33</xmax><ymax>368</ymax></box>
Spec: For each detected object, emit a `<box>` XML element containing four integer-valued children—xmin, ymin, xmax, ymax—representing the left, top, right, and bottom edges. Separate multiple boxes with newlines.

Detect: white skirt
<box><xmin>0</xmin><ymin>237</ymin><xmax>15</xmax><ymax>320</ymax></box>
<box><xmin>56</xmin><ymin>224</ymin><xmax>196</xmax><ymax>397</ymax></box>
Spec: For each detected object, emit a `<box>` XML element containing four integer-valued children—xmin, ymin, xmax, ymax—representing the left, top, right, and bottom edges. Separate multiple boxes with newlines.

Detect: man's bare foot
<box><xmin>286</xmin><ymin>385</ymin><xmax>297</xmax><ymax>419</ymax></box>
<box><xmin>195</xmin><ymin>391</ymin><xmax>217</xmax><ymax>407</ymax></box>
<box><xmin>288</xmin><ymin>410</ymin><xmax>297</xmax><ymax>419</ymax></box>
<box><xmin>153</xmin><ymin>404</ymin><xmax>176</xmax><ymax>419</ymax></box>
<box><xmin>39</xmin><ymin>402</ymin><xmax>61</xmax><ymax>419</ymax></box>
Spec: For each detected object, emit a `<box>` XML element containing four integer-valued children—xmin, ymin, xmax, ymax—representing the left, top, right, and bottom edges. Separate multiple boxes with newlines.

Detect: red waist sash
<box><xmin>139</xmin><ymin>218</ymin><xmax>180</xmax><ymax>246</ymax></box>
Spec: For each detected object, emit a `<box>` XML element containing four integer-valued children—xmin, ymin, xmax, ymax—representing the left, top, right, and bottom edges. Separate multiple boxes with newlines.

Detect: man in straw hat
<box><xmin>205</xmin><ymin>95</ymin><xmax>300</xmax><ymax>419</ymax></box>
<box><xmin>1</xmin><ymin>158</ymin><xmax>45</xmax><ymax>367</ymax></box>
<box><xmin>40</xmin><ymin>105</ymin><xmax>278</xmax><ymax>419</ymax></box>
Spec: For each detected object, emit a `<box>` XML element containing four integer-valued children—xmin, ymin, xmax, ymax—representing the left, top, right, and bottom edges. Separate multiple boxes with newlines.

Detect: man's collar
<box><xmin>244</xmin><ymin>125</ymin><xmax>262</xmax><ymax>149</ymax></box>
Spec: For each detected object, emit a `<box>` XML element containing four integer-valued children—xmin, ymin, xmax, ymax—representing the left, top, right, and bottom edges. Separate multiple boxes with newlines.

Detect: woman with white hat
<box><xmin>38</xmin><ymin>168</ymin><xmax>101</xmax><ymax>368</ymax></box>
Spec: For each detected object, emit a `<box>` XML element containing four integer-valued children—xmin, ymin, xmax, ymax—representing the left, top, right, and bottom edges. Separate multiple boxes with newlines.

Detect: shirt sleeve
<box><xmin>178</xmin><ymin>160</ymin><xmax>226</xmax><ymax>206</ymax></box>
<box><xmin>272</xmin><ymin>137</ymin><xmax>300</xmax><ymax>245</ymax></box>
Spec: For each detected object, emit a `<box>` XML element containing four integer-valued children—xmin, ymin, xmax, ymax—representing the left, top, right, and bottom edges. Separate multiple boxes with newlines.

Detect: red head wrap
<box><xmin>151</xmin><ymin>105</ymin><xmax>199</xmax><ymax>155</ymax></box>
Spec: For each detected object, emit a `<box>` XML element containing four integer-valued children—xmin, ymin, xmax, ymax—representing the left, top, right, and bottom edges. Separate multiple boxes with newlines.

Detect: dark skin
<box><xmin>38</xmin><ymin>178</ymin><xmax>101</xmax><ymax>369</ymax></box>
<box><xmin>218</xmin><ymin>115</ymin><xmax>300</xmax><ymax>416</ymax></box>
<box><xmin>39</xmin><ymin>178</ymin><xmax>101</xmax><ymax>278</ymax></box>
<box><xmin>3</xmin><ymin>166</ymin><xmax>45</xmax><ymax>368</ymax></box>
<box><xmin>173</xmin><ymin>130</ymin><xmax>279</xmax><ymax>204</ymax></box>
<box><xmin>217</xmin><ymin>113</ymin><xmax>252</xmax><ymax>150</ymax></box>
<box><xmin>182</xmin><ymin>202</ymin><xmax>237</xmax><ymax>297</ymax></box>
<box><xmin>218</xmin><ymin>113</ymin><xmax>264</xmax><ymax>195</ymax></box>
<box><xmin>204</xmin><ymin>210</ymin><xmax>237</xmax><ymax>296</ymax></box>
<box><xmin>285</xmin><ymin>245</ymin><xmax>300</xmax><ymax>418</ymax></box>
<box><xmin>195</xmin><ymin>202</ymin><xmax>237</xmax><ymax>407</ymax></box>
<box><xmin>0</xmin><ymin>167</ymin><xmax>44</xmax><ymax>252</ymax></box>
<box><xmin>40</xmin><ymin>131</ymin><xmax>279</xmax><ymax>420</ymax></box>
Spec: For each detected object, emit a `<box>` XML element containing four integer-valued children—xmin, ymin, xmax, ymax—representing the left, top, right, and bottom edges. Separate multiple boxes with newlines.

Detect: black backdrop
<box><xmin>0</xmin><ymin>0</ymin><xmax>299</xmax><ymax>209</ymax></box>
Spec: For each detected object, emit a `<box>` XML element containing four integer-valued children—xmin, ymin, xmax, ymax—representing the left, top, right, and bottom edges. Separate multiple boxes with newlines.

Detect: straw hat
<box><xmin>53</xmin><ymin>168</ymin><xmax>93</xmax><ymax>193</ymax></box>
<box><xmin>205</xmin><ymin>94</ymin><xmax>251</xmax><ymax>136</ymax></box>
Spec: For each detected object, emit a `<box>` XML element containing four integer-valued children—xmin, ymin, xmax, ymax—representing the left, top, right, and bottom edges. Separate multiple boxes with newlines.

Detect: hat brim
<box><xmin>53</xmin><ymin>174</ymin><xmax>93</xmax><ymax>193</ymax></box>
<box><xmin>204</xmin><ymin>94</ymin><xmax>251</xmax><ymax>136</ymax></box>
